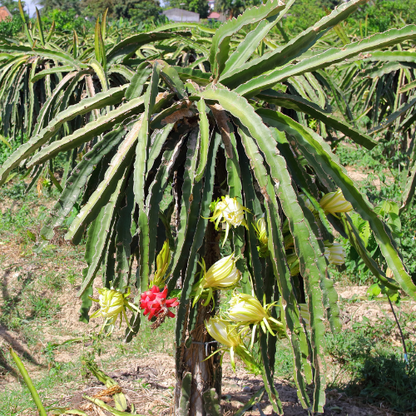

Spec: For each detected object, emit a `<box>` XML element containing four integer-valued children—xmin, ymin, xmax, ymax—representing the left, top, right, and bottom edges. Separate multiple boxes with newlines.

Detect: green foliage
<box><xmin>346</xmin><ymin>0</ymin><xmax>416</xmax><ymax>34</ymax></box>
<box><xmin>1</xmin><ymin>0</ymin><xmax>27</xmax><ymax>14</ymax></box>
<box><xmin>38</xmin><ymin>0</ymin><xmax>82</xmax><ymax>14</ymax></box>
<box><xmin>327</xmin><ymin>315</ymin><xmax>416</xmax><ymax>412</ymax></box>
<box><xmin>282</xmin><ymin>0</ymin><xmax>327</xmax><ymax>35</ymax></box>
<box><xmin>168</xmin><ymin>0</ymin><xmax>209</xmax><ymax>18</ymax></box>
<box><xmin>215</xmin><ymin>0</ymin><xmax>261</xmax><ymax>18</ymax></box>
<box><xmin>0</xmin><ymin>14</ymin><xmax>23</xmax><ymax>37</ymax></box>
<box><xmin>114</xmin><ymin>0</ymin><xmax>163</xmax><ymax>23</ymax></box>
<box><xmin>41</xmin><ymin>9</ymin><xmax>91</xmax><ymax>33</ymax></box>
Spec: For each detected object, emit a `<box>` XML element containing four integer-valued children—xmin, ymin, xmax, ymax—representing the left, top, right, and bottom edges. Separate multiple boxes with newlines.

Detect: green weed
<box><xmin>327</xmin><ymin>315</ymin><xmax>416</xmax><ymax>412</ymax></box>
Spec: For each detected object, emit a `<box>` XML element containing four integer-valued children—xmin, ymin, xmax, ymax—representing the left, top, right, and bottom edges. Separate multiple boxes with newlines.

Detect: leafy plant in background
<box><xmin>3</xmin><ymin>0</ymin><xmax>416</xmax><ymax>414</ymax></box>
<box><xmin>327</xmin><ymin>316</ymin><xmax>416</xmax><ymax>413</ymax></box>
<box><xmin>0</xmin><ymin>15</ymin><xmax>23</xmax><ymax>38</ymax></box>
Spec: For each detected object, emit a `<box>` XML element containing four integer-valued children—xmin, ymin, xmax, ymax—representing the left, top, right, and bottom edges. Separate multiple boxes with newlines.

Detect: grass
<box><xmin>326</xmin><ymin>310</ymin><xmax>416</xmax><ymax>412</ymax></box>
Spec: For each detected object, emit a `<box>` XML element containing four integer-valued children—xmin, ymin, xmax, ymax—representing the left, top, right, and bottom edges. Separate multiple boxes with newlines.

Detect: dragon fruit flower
<box><xmin>140</xmin><ymin>285</ymin><xmax>179</xmax><ymax>321</ymax></box>
<box><xmin>205</xmin><ymin>316</ymin><xmax>261</xmax><ymax>374</ymax></box>
<box><xmin>320</xmin><ymin>189</ymin><xmax>353</xmax><ymax>216</ymax></box>
<box><xmin>209</xmin><ymin>195</ymin><xmax>249</xmax><ymax>246</ymax></box>
<box><xmin>228</xmin><ymin>293</ymin><xmax>285</xmax><ymax>341</ymax></box>
<box><xmin>90</xmin><ymin>287</ymin><xmax>139</xmax><ymax>334</ymax></box>
<box><xmin>193</xmin><ymin>254</ymin><xmax>241</xmax><ymax>307</ymax></box>
<box><xmin>206</xmin><ymin>316</ymin><xmax>242</xmax><ymax>349</ymax></box>
<box><xmin>324</xmin><ymin>242</ymin><xmax>345</xmax><ymax>265</ymax></box>
<box><xmin>205</xmin><ymin>316</ymin><xmax>241</xmax><ymax>371</ymax></box>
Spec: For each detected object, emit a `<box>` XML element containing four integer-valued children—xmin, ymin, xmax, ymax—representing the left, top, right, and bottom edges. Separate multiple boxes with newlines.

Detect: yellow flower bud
<box><xmin>324</xmin><ymin>242</ymin><xmax>345</xmax><ymax>265</ymax></box>
<box><xmin>93</xmin><ymin>288</ymin><xmax>126</xmax><ymax>319</ymax></box>
<box><xmin>320</xmin><ymin>189</ymin><xmax>353</xmax><ymax>215</ymax></box>
<box><xmin>228</xmin><ymin>293</ymin><xmax>269</xmax><ymax>324</ymax></box>
<box><xmin>205</xmin><ymin>316</ymin><xmax>261</xmax><ymax>374</ymax></box>
<box><xmin>192</xmin><ymin>254</ymin><xmax>241</xmax><ymax>307</ymax></box>
<box><xmin>205</xmin><ymin>317</ymin><xmax>241</xmax><ymax>349</ymax></box>
<box><xmin>253</xmin><ymin>218</ymin><xmax>269</xmax><ymax>258</ymax></box>
<box><xmin>204</xmin><ymin>254</ymin><xmax>241</xmax><ymax>289</ymax></box>
<box><xmin>150</xmin><ymin>240</ymin><xmax>171</xmax><ymax>289</ymax></box>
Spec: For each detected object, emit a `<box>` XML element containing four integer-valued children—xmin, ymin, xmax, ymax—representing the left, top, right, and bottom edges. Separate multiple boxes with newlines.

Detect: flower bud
<box><xmin>320</xmin><ymin>189</ymin><xmax>353</xmax><ymax>215</ymax></box>
<box><xmin>93</xmin><ymin>288</ymin><xmax>126</xmax><ymax>319</ymax></box>
<box><xmin>150</xmin><ymin>240</ymin><xmax>171</xmax><ymax>289</ymax></box>
<box><xmin>228</xmin><ymin>293</ymin><xmax>269</xmax><ymax>324</ymax></box>
<box><xmin>90</xmin><ymin>287</ymin><xmax>139</xmax><ymax>334</ymax></box>
<box><xmin>205</xmin><ymin>317</ymin><xmax>241</xmax><ymax>349</ymax></box>
<box><xmin>324</xmin><ymin>242</ymin><xmax>345</xmax><ymax>265</ymax></box>
<box><xmin>204</xmin><ymin>254</ymin><xmax>241</xmax><ymax>289</ymax></box>
<box><xmin>253</xmin><ymin>218</ymin><xmax>269</xmax><ymax>258</ymax></box>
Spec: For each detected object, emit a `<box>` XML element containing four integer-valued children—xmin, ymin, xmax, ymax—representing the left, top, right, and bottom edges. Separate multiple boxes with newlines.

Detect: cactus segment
<box><xmin>89</xmin><ymin>59</ymin><xmax>109</xmax><ymax>93</ymax></box>
<box><xmin>341</xmin><ymin>214</ymin><xmax>400</xmax><ymax>290</ymax></box>
<box><xmin>30</xmin><ymin>65</ymin><xmax>75</xmax><ymax>83</ymax></box>
<box><xmin>147</xmin><ymin>123</ymin><xmax>175</xmax><ymax>175</ymax></box>
<box><xmin>160</xmin><ymin>63</ymin><xmax>188</xmax><ymax>100</ymax></box>
<box><xmin>173</xmin><ymin>67</ymin><xmax>211</xmax><ymax>86</ymax></box>
<box><xmin>77</xmin><ymin>170</ymin><xmax>127</xmax><ymax>299</ymax></box>
<box><xmin>40</xmin><ymin>126</ymin><xmax>127</xmax><ymax>241</ymax></box>
<box><xmin>221</xmin><ymin>0</ymin><xmax>367</xmax><ymax>88</ymax></box>
<box><xmin>0</xmin><ymin>84</ymin><xmax>127</xmax><ymax>187</ymax></box>
<box><xmin>106</xmin><ymin>31</ymin><xmax>192</xmax><ymax>65</ymax></box>
<box><xmin>108</xmin><ymin>64</ymin><xmax>135</xmax><ymax>82</ymax></box>
<box><xmin>209</xmin><ymin>0</ymin><xmax>286</xmax><ymax>78</ymax></box>
<box><xmin>169</xmin><ymin>130</ymin><xmax>200</xmax><ymax>288</ymax></box>
<box><xmin>258</xmin><ymin>90</ymin><xmax>376</xmax><ymax>150</ymax></box>
<box><xmin>27</xmin><ymin>95</ymin><xmax>145</xmax><ymax>167</ymax></box>
<box><xmin>115</xmin><ymin>179</ymin><xmax>135</xmax><ymax>288</ymax></box>
<box><xmin>236</xmin><ymin>25</ymin><xmax>416</xmax><ymax>98</ymax></box>
<box><xmin>261</xmin><ymin>109</ymin><xmax>416</xmax><ymax>300</ymax></box>
<box><xmin>125</xmin><ymin>62</ymin><xmax>152</xmax><ymax>100</ymax></box>
<box><xmin>224</xmin><ymin>124</ymin><xmax>250</xmax><ymax>293</ymax></box>
<box><xmin>239</xmin><ymin>127</ymin><xmax>312</xmax><ymax>408</ymax></box>
<box><xmin>66</xmin><ymin>116</ymin><xmax>142</xmax><ymax>243</ymax></box>
<box><xmin>0</xmin><ymin>44</ymin><xmax>86</xmax><ymax>69</ymax></box>
<box><xmin>239</xmin><ymin>150</ymin><xmax>265</xmax><ymax>300</ymax></box>
<box><xmin>146</xmin><ymin>144</ymin><xmax>182</xmax><ymax>291</ymax></box>
<box><xmin>174</xmin><ymin>134</ymin><xmax>220</xmax><ymax>365</ymax></box>
<box><xmin>195</xmin><ymin>98</ymin><xmax>210</xmax><ymax>182</ymax></box>
<box><xmin>134</xmin><ymin>65</ymin><xmax>162</xmax><ymax>292</ymax></box>
<box><xmin>259</xmin><ymin>332</ymin><xmax>283</xmax><ymax>414</ymax></box>
<box><xmin>222</xmin><ymin>0</ymin><xmax>296</xmax><ymax>77</ymax></box>
<box><xmin>401</xmin><ymin>157</ymin><xmax>416</xmax><ymax>212</ymax></box>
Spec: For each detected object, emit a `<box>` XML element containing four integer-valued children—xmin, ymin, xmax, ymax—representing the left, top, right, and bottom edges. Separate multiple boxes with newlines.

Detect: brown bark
<box><xmin>174</xmin><ymin>221</ymin><xmax>221</xmax><ymax>416</ymax></box>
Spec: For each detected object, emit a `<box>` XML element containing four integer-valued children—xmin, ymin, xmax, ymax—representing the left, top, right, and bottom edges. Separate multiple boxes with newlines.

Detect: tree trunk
<box><xmin>174</xmin><ymin>221</ymin><xmax>222</xmax><ymax>416</ymax></box>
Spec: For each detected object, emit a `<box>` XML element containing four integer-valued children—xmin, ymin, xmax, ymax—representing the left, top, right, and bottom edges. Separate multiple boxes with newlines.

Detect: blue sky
<box><xmin>24</xmin><ymin>0</ymin><xmax>40</xmax><ymax>17</ymax></box>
